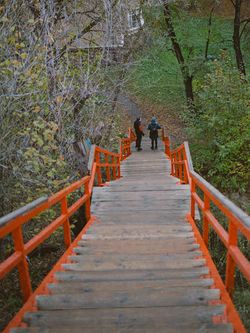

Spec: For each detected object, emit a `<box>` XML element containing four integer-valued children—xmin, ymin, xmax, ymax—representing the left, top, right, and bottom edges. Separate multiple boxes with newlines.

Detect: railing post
<box><xmin>105</xmin><ymin>154</ymin><xmax>111</xmax><ymax>182</ymax></box>
<box><xmin>225</xmin><ymin>221</ymin><xmax>238</xmax><ymax>296</ymax></box>
<box><xmin>112</xmin><ymin>155</ymin><xmax>116</xmax><ymax>180</ymax></box>
<box><xmin>170</xmin><ymin>153</ymin><xmax>174</xmax><ymax>176</ymax></box>
<box><xmin>178</xmin><ymin>151</ymin><xmax>182</xmax><ymax>181</ymax></box>
<box><xmin>12</xmin><ymin>227</ymin><xmax>32</xmax><ymax>301</ymax></box>
<box><xmin>166</xmin><ymin>138</ymin><xmax>170</xmax><ymax>157</ymax></box>
<box><xmin>203</xmin><ymin>195</ymin><xmax>210</xmax><ymax>246</ymax></box>
<box><xmin>117</xmin><ymin>156</ymin><xmax>121</xmax><ymax>178</ymax></box>
<box><xmin>84</xmin><ymin>178</ymin><xmax>91</xmax><ymax>221</ymax></box>
<box><xmin>190</xmin><ymin>177</ymin><xmax>196</xmax><ymax>220</ymax></box>
<box><xmin>61</xmin><ymin>197</ymin><xmax>71</xmax><ymax>249</ymax></box>
<box><xmin>96</xmin><ymin>151</ymin><xmax>102</xmax><ymax>185</ymax></box>
<box><xmin>183</xmin><ymin>162</ymin><xmax>188</xmax><ymax>184</ymax></box>
<box><xmin>120</xmin><ymin>140</ymin><xmax>123</xmax><ymax>161</ymax></box>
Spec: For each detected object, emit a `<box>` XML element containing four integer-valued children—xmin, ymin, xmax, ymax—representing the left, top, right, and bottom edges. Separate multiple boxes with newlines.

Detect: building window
<box><xmin>128</xmin><ymin>8</ymin><xmax>144</xmax><ymax>31</ymax></box>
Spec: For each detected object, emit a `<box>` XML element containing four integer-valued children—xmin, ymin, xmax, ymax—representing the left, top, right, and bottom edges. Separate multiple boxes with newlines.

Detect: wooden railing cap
<box><xmin>0</xmin><ymin>196</ymin><xmax>48</xmax><ymax>228</ymax></box>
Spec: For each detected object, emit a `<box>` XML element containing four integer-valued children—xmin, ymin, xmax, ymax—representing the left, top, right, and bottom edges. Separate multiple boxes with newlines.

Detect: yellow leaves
<box><xmin>12</xmin><ymin>59</ymin><xmax>21</xmax><ymax>67</ymax></box>
<box><xmin>43</xmin><ymin>129</ymin><xmax>53</xmax><ymax>141</ymax></box>
<box><xmin>33</xmin><ymin>106</ymin><xmax>41</xmax><ymax>113</ymax></box>
<box><xmin>0</xmin><ymin>16</ymin><xmax>9</xmax><ymax>23</ymax></box>
<box><xmin>48</xmin><ymin>122</ymin><xmax>58</xmax><ymax>133</ymax></box>
<box><xmin>56</xmin><ymin>95</ymin><xmax>63</xmax><ymax>104</ymax></box>
<box><xmin>20</xmin><ymin>53</ymin><xmax>28</xmax><ymax>60</ymax></box>
<box><xmin>16</xmin><ymin>42</ymin><xmax>25</xmax><ymax>50</ymax></box>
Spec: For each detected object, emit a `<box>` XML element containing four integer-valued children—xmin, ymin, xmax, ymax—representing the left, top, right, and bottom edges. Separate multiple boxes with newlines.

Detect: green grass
<box><xmin>129</xmin><ymin>13</ymin><xmax>249</xmax><ymax>107</ymax></box>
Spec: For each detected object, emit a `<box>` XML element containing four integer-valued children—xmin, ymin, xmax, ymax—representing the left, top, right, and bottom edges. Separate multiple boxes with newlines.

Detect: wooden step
<box><xmin>64</xmin><ymin>257</ymin><xmax>206</xmax><ymax>271</ymax></box>
<box><xmin>36</xmin><ymin>288</ymin><xmax>220</xmax><ymax>310</ymax></box>
<box><xmin>55</xmin><ymin>267</ymin><xmax>210</xmax><ymax>282</ymax></box>
<box><xmin>74</xmin><ymin>242</ymin><xmax>200</xmax><ymax>255</ymax></box>
<box><xmin>23</xmin><ymin>305</ymin><xmax>225</xmax><ymax>328</ymax></box>
<box><xmin>91</xmin><ymin>210</ymin><xmax>189</xmax><ymax>222</ymax></box>
<box><xmin>48</xmin><ymin>279</ymin><xmax>214</xmax><ymax>294</ymax></box>
<box><xmin>11</xmin><ymin>324</ymin><xmax>233</xmax><ymax>333</ymax></box>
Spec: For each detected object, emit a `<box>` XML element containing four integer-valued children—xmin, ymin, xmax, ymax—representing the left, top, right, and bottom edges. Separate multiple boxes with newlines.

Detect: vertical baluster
<box><xmin>12</xmin><ymin>227</ymin><xmax>32</xmax><ymax>301</ymax></box>
<box><xmin>170</xmin><ymin>153</ymin><xmax>174</xmax><ymax>176</ymax></box>
<box><xmin>61</xmin><ymin>197</ymin><xmax>71</xmax><ymax>248</ymax></box>
<box><xmin>117</xmin><ymin>156</ymin><xmax>121</xmax><ymax>178</ymax></box>
<box><xmin>112</xmin><ymin>155</ymin><xmax>116</xmax><ymax>180</ymax></box>
<box><xmin>105</xmin><ymin>154</ymin><xmax>111</xmax><ymax>182</ymax></box>
<box><xmin>190</xmin><ymin>178</ymin><xmax>196</xmax><ymax>220</ymax></box>
<box><xmin>119</xmin><ymin>140</ymin><xmax>123</xmax><ymax>161</ymax></box>
<box><xmin>203</xmin><ymin>195</ymin><xmax>210</xmax><ymax>246</ymax></box>
<box><xmin>96</xmin><ymin>151</ymin><xmax>102</xmax><ymax>185</ymax></box>
<box><xmin>84</xmin><ymin>178</ymin><xmax>91</xmax><ymax>221</ymax></box>
<box><xmin>178</xmin><ymin>151</ymin><xmax>182</xmax><ymax>181</ymax></box>
<box><xmin>176</xmin><ymin>152</ymin><xmax>179</xmax><ymax>178</ymax></box>
<box><xmin>225</xmin><ymin>221</ymin><xmax>238</xmax><ymax>296</ymax></box>
<box><xmin>183</xmin><ymin>161</ymin><xmax>188</xmax><ymax>184</ymax></box>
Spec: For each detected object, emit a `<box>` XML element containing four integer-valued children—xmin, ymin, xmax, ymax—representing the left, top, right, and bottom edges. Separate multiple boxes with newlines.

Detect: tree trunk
<box><xmin>162</xmin><ymin>2</ymin><xmax>194</xmax><ymax>105</ymax></box>
<box><xmin>205</xmin><ymin>6</ymin><xmax>216</xmax><ymax>60</ymax></box>
<box><xmin>184</xmin><ymin>75</ymin><xmax>194</xmax><ymax>105</ymax></box>
<box><xmin>233</xmin><ymin>0</ymin><xmax>246</xmax><ymax>76</ymax></box>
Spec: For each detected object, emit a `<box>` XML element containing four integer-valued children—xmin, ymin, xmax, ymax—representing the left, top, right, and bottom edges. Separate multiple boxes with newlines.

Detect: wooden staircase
<box><xmin>10</xmin><ymin>138</ymin><xmax>234</xmax><ymax>333</ymax></box>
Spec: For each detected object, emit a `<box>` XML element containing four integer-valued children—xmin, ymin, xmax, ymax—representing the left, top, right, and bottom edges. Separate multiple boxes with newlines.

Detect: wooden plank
<box><xmin>82</xmin><ymin>234</ymin><xmax>195</xmax><ymax>241</ymax></box>
<box><xmin>87</xmin><ymin>224</ymin><xmax>193</xmax><ymax>232</ymax></box>
<box><xmin>91</xmin><ymin>210</ymin><xmax>189</xmax><ymax>221</ymax></box>
<box><xmin>23</xmin><ymin>305</ymin><xmax>224</xmax><ymax>327</ymax></box>
<box><xmin>48</xmin><ymin>279</ymin><xmax>214</xmax><ymax>294</ymax></box>
<box><xmin>55</xmin><ymin>267</ymin><xmax>210</xmax><ymax>282</ymax></box>
<box><xmin>63</xmin><ymin>258</ymin><xmax>206</xmax><ymax>271</ymax></box>
<box><xmin>70</xmin><ymin>252</ymin><xmax>202</xmax><ymax>263</ymax></box>
<box><xmin>74</xmin><ymin>243</ymin><xmax>200</xmax><ymax>255</ymax></box>
<box><xmin>11</xmin><ymin>324</ymin><xmax>234</xmax><ymax>333</ymax></box>
<box><xmin>36</xmin><ymin>288</ymin><xmax>220</xmax><ymax>310</ymax></box>
<box><xmin>92</xmin><ymin>191</ymin><xmax>190</xmax><ymax>201</ymax></box>
<box><xmin>77</xmin><ymin>239</ymin><xmax>199</xmax><ymax>252</ymax></box>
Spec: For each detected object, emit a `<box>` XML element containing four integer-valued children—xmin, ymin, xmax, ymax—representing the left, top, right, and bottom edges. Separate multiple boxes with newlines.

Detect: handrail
<box><xmin>0</xmin><ymin>128</ymin><xmax>134</xmax><ymax>307</ymax></box>
<box><xmin>163</xmin><ymin>141</ymin><xmax>250</xmax><ymax>333</ymax></box>
<box><xmin>120</xmin><ymin>127</ymin><xmax>136</xmax><ymax>161</ymax></box>
<box><xmin>161</xmin><ymin>128</ymin><xmax>171</xmax><ymax>157</ymax></box>
<box><xmin>162</xmin><ymin>138</ymin><xmax>250</xmax><ymax>332</ymax></box>
<box><xmin>0</xmin><ymin>176</ymin><xmax>91</xmax><ymax>301</ymax></box>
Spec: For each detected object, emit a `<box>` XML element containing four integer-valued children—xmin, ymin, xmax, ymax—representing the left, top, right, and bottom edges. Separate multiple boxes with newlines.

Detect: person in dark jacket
<box><xmin>134</xmin><ymin>117</ymin><xmax>144</xmax><ymax>151</ymax></box>
<box><xmin>148</xmin><ymin>117</ymin><xmax>161</xmax><ymax>150</ymax></box>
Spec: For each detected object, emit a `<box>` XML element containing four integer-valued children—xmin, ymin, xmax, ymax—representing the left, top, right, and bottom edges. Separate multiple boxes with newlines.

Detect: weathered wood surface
<box><xmin>12</xmin><ymin>138</ymin><xmax>233</xmax><ymax>333</ymax></box>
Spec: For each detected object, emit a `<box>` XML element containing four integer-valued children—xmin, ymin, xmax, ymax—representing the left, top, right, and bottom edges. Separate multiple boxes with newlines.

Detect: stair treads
<box><xmin>36</xmin><ymin>288</ymin><xmax>220</xmax><ymax>310</ymax></box>
<box><xmin>48</xmin><ymin>279</ymin><xmax>214</xmax><ymax>294</ymax></box>
<box><xmin>23</xmin><ymin>305</ymin><xmax>224</xmax><ymax>327</ymax></box>
<box><xmin>55</xmin><ymin>267</ymin><xmax>210</xmax><ymax>282</ymax></box>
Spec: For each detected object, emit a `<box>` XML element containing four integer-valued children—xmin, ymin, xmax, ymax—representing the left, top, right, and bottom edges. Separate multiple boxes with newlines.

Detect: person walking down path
<box><xmin>148</xmin><ymin>117</ymin><xmax>161</xmax><ymax>150</ymax></box>
<box><xmin>134</xmin><ymin>117</ymin><xmax>144</xmax><ymax>151</ymax></box>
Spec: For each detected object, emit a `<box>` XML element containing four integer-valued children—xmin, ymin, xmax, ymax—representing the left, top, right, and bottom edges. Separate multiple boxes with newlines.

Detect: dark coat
<box><xmin>148</xmin><ymin>120</ymin><xmax>161</xmax><ymax>139</ymax></box>
<box><xmin>134</xmin><ymin>118</ymin><xmax>144</xmax><ymax>136</ymax></box>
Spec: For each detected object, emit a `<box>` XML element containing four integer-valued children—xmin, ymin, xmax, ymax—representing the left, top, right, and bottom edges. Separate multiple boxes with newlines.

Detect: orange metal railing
<box><xmin>161</xmin><ymin>128</ymin><xmax>171</xmax><ymax>157</ymax></box>
<box><xmin>162</xmin><ymin>138</ymin><xmax>250</xmax><ymax>333</ymax></box>
<box><xmin>120</xmin><ymin>127</ymin><xmax>136</xmax><ymax>161</ymax></box>
<box><xmin>0</xmin><ymin>128</ymin><xmax>135</xmax><ymax>310</ymax></box>
<box><xmin>0</xmin><ymin>176</ymin><xmax>91</xmax><ymax>302</ymax></box>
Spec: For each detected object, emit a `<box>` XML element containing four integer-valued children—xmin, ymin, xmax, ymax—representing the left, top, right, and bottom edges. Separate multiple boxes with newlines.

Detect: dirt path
<box><xmin>118</xmin><ymin>94</ymin><xmax>186</xmax><ymax>146</ymax></box>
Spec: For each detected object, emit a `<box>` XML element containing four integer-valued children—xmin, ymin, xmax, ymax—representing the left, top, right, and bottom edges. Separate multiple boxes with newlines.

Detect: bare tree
<box><xmin>162</xmin><ymin>1</ymin><xmax>194</xmax><ymax>106</ymax></box>
<box><xmin>230</xmin><ymin>0</ymin><xmax>249</xmax><ymax>76</ymax></box>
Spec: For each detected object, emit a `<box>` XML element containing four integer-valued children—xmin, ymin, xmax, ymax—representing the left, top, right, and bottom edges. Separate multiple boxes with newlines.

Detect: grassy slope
<box><xmin>130</xmin><ymin>15</ymin><xmax>249</xmax><ymax>107</ymax></box>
